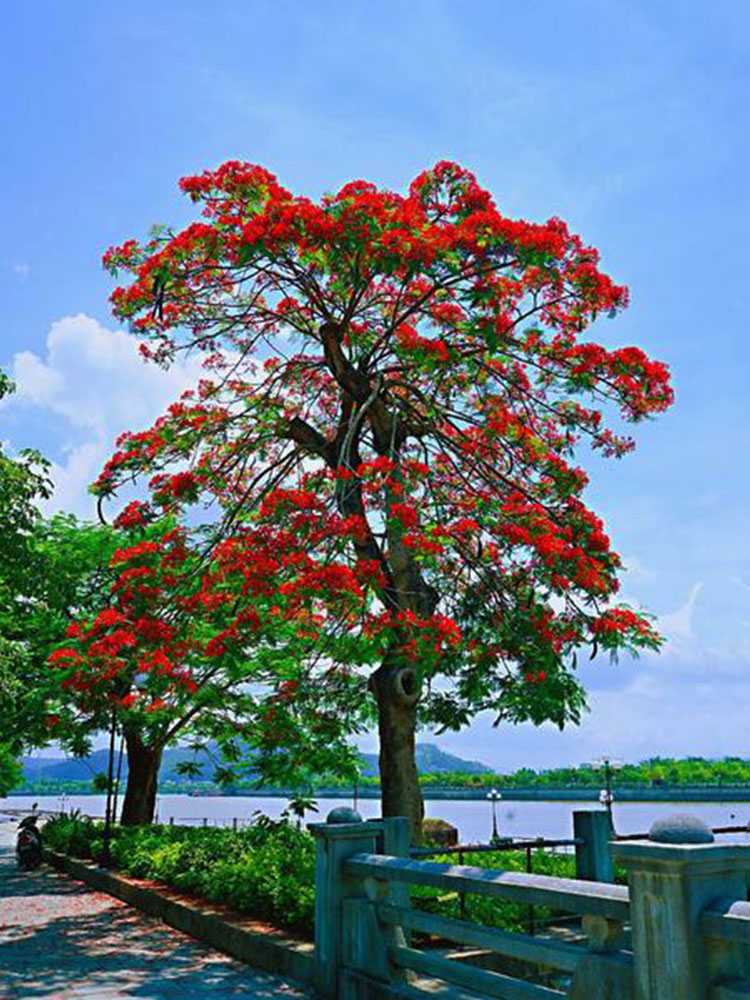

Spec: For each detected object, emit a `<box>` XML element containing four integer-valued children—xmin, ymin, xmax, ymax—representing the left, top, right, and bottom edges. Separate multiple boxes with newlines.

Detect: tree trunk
<box><xmin>371</xmin><ymin>655</ymin><xmax>424</xmax><ymax>844</ymax></box>
<box><xmin>120</xmin><ymin>730</ymin><xmax>163</xmax><ymax>826</ymax></box>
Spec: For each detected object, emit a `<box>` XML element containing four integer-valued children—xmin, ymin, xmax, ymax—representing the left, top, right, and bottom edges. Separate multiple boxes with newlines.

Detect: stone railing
<box><xmin>311</xmin><ymin>811</ymin><xmax>750</xmax><ymax>1000</ymax></box>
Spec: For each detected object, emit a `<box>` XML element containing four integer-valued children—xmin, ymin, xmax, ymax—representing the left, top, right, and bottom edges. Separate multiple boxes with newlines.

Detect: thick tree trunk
<box><xmin>371</xmin><ymin>655</ymin><xmax>424</xmax><ymax>844</ymax></box>
<box><xmin>120</xmin><ymin>730</ymin><xmax>163</xmax><ymax>826</ymax></box>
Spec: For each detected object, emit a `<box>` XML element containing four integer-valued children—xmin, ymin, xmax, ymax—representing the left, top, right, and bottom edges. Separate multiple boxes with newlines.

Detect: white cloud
<box><xmin>621</xmin><ymin>554</ymin><xmax>657</xmax><ymax>582</ymax></box>
<box><xmin>44</xmin><ymin>442</ymin><xmax>106</xmax><ymax>521</ymax></box>
<box><xmin>4</xmin><ymin>314</ymin><xmax>205</xmax><ymax>518</ymax></box>
<box><xmin>430</xmin><ymin>578</ymin><xmax>750</xmax><ymax>771</ymax></box>
<box><xmin>432</xmin><ymin>647</ymin><xmax>750</xmax><ymax>773</ymax></box>
<box><xmin>10</xmin><ymin>261</ymin><xmax>31</xmax><ymax>280</ymax></box>
<box><xmin>656</xmin><ymin>581</ymin><xmax>704</xmax><ymax>649</ymax></box>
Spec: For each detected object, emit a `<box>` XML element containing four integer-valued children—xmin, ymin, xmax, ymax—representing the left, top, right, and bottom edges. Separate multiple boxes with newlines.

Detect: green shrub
<box><xmin>45</xmin><ymin>813</ymin><xmax>316</xmax><ymax>935</ymax></box>
<box><xmin>43</xmin><ymin>814</ymin><xmax>605</xmax><ymax>939</ymax></box>
<box><xmin>43</xmin><ymin>812</ymin><xmax>101</xmax><ymax>858</ymax></box>
<box><xmin>411</xmin><ymin>848</ymin><xmax>577</xmax><ymax>933</ymax></box>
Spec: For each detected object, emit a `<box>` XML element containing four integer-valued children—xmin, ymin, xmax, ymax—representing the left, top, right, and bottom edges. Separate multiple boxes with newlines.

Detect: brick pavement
<box><xmin>0</xmin><ymin>822</ymin><xmax>313</xmax><ymax>1000</ymax></box>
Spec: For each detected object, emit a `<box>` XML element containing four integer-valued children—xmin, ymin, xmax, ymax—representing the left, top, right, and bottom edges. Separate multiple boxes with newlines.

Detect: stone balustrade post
<box><xmin>378</xmin><ymin>816</ymin><xmax>412</xmax><ymax>947</ymax></box>
<box><xmin>574</xmin><ymin>809</ymin><xmax>614</xmax><ymax>883</ymax></box>
<box><xmin>614</xmin><ymin>814</ymin><xmax>750</xmax><ymax>1000</ymax></box>
<box><xmin>309</xmin><ymin>808</ymin><xmax>383</xmax><ymax>999</ymax></box>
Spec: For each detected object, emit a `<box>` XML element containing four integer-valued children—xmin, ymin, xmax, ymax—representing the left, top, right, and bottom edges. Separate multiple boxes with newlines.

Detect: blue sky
<box><xmin>2</xmin><ymin>0</ymin><xmax>749</xmax><ymax>770</ymax></box>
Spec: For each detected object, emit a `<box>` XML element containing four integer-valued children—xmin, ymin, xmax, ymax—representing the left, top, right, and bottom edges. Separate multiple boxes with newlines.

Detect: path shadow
<box><xmin>0</xmin><ymin>903</ymin><xmax>309</xmax><ymax>998</ymax></box>
<box><xmin>0</xmin><ymin>867</ymin><xmax>95</xmax><ymax>899</ymax></box>
<box><xmin>0</xmin><ymin>842</ymin><xmax>311</xmax><ymax>1000</ymax></box>
<box><xmin>0</xmin><ymin>845</ymin><xmax>101</xmax><ymax>900</ymax></box>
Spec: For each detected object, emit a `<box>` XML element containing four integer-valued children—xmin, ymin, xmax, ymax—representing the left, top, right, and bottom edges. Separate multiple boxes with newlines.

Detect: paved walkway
<box><xmin>0</xmin><ymin>823</ymin><xmax>313</xmax><ymax>1000</ymax></box>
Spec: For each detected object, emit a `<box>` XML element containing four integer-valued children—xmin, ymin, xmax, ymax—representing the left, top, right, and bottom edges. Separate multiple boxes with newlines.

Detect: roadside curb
<box><xmin>43</xmin><ymin>848</ymin><xmax>316</xmax><ymax>986</ymax></box>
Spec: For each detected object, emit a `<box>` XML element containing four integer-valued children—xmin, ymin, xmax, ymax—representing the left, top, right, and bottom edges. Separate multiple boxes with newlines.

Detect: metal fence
<box><xmin>166</xmin><ymin>815</ymin><xmax>257</xmax><ymax>830</ymax></box>
<box><xmin>411</xmin><ymin>837</ymin><xmax>583</xmax><ymax>932</ymax></box>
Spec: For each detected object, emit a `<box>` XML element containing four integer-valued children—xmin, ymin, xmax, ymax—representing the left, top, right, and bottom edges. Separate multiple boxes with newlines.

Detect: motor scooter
<box><xmin>16</xmin><ymin>814</ymin><xmax>42</xmax><ymax>870</ymax></box>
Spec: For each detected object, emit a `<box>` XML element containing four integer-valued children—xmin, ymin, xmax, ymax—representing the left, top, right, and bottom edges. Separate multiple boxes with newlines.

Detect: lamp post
<box><xmin>487</xmin><ymin>787</ymin><xmax>502</xmax><ymax>844</ymax></box>
<box><xmin>593</xmin><ymin>755</ymin><xmax>622</xmax><ymax>831</ymax></box>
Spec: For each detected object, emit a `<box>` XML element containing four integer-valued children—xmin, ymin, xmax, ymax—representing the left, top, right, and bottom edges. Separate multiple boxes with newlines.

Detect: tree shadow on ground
<box><xmin>0</xmin><ymin>865</ymin><xmax>94</xmax><ymax>899</ymax></box>
<box><xmin>0</xmin><ymin>903</ymin><xmax>309</xmax><ymax>999</ymax></box>
<box><xmin>0</xmin><ymin>841</ymin><xmax>309</xmax><ymax>1000</ymax></box>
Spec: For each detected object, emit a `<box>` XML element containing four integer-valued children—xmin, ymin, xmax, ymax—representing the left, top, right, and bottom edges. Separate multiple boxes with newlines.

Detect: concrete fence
<box><xmin>310</xmin><ymin>810</ymin><xmax>750</xmax><ymax>1000</ymax></box>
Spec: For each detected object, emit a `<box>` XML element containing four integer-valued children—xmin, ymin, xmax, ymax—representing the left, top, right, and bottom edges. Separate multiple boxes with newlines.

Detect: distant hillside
<box><xmin>21</xmin><ymin>746</ymin><xmax>231</xmax><ymax>784</ymax></box>
<box><xmin>359</xmin><ymin>744</ymin><xmax>490</xmax><ymax>777</ymax></box>
<box><xmin>20</xmin><ymin>742</ymin><xmax>490</xmax><ymax>785</ymax></box>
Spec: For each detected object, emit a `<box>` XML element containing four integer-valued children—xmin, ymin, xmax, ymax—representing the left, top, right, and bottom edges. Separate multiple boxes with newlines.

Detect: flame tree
<box><xmin>88</xmin><ymin>161</ymin><xmax>672</xmax><ymax>837</ymax></box>
<box><xmin>50</xmin><ymin>509</ymin><xmax>366</xmax><ymax>823</ymax></box>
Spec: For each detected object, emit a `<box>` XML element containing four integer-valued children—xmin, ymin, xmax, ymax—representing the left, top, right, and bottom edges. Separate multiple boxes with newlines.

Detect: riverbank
<box><xmin>12</xmin><ymin>784</ymin><xmax>750</xmax><ymax>802</ymax></box>
<box><xmin>6</xmin><ymin>793</ymin><xmax>750</xmax><ymax>843</ymax></box>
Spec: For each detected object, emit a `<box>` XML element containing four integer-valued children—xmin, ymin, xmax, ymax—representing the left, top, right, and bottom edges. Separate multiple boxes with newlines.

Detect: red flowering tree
<box><xmin>95</xmin><ymin>161</ymin><xmax>673</xmax><ymax>837</ymax></box>
<box><xmin>50</xmin><ymin>507</ymin><xmax>366</xmax><ymax>823</ymax></box>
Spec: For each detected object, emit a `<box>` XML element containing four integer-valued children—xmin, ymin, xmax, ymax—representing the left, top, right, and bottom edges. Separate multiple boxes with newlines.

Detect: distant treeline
<box><xmin>339</xmin><ymin>757</ymin><xmax>750</xmax><ymax>790</ymax></box>
<box><xmin>14</xmin><ymin>757</ymin><xmax>750</xmax><ymax>796</ymax></box>
<box><xmin>423</xmin><ymin>757</ymin><xmax>750</xmax><ymax>789</ymax></box>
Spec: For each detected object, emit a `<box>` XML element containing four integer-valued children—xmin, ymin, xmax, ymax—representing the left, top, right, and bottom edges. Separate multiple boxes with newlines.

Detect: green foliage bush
<box><xmin>43</xmin><ymin>811</ymin><xmax>101</xmax><ymax>859</ymax></box>
<box><xmin>0</xmin><ymin>744</ymin><xmax>22</xmax><ymax>797</ymax></box>
<box><xmin>44</xmin><ymin>814</ymin><xmax>611</xmax><ymax>940</ymax></box>
<box><xmin>411</xmin><ymin>848</ymin><xmax>577</xmax><ymax>933</ymax></box>
<box><xmin>43</xmin><ymin>813</ymin><xmax>316</xmax><ymax>935</ymax></box>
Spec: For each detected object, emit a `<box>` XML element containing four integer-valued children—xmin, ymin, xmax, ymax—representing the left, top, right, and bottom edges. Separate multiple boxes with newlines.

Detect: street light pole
<box><xmin>111</xmin><ymin>733</ymin><xmax>125</xmax><ymax>831</ymax></box>
<box><xmin>594</xmin><ymin>755</ymin><xmax>621</xmax><ymax>832</ymax></box>
<box><xmin>102</xmin><ymin>670</ymin><xmax>152</xmax><ymax>864</ymax></box>
<box><xmin>487</xmin><ymin>787</ymin><xmax>501</xmax><ymax>845</ymax></box>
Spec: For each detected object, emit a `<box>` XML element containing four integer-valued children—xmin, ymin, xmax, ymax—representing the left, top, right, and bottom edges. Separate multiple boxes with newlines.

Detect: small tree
<box><xmin>51</xmin><ymin>508</ymin><xmax>365</xmax><ymax>823</ymax></box>
<box><xmin>97</xmin><ymin>161</ymin><xmax>673</xmax><ymax>837</ymax></box>
<box><xmin>0</xmin><ymin>745</ymin><xmax>21</xmax><ymax>797</ymax></box>
<box><xmin>0</xmin><ymin>372</ymin><xmax>64</xmax><ymax>753</ymax></box>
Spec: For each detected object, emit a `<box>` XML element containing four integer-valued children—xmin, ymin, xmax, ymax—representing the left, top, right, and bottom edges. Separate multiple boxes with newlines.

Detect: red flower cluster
<box><xmin>390</xmin><ymin>503</ymin><xmax>420</xmax><ymax>529</ymax></box>
<box><xmin>395</xmin><ymin>324</ymin><xmax>450</xmax><ymax>363</ymax></box>
<box><xmin>83</xmin><ymin>158</ymin><xmax>673</xmax><ymax>750</ymax></box>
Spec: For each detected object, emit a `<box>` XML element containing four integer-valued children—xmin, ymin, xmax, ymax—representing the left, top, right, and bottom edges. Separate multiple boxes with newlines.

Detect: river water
<box><xmin>4</xmin><ymin>794</ymin><xmax>750</xmax><ymax>844</ymax></box>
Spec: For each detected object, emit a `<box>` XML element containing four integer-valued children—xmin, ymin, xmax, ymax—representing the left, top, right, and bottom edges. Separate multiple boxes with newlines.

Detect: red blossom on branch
<box><xmin>85</xmin><ymin>160</ymin><xmax>674</xmax><ymax>819</ymax></box>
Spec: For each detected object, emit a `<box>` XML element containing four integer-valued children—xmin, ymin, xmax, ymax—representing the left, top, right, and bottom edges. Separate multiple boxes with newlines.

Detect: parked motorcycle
<box><xmin>16</xmin><ymin>814</ymin><xmax>43</xmax><ymax>870</ymax></box>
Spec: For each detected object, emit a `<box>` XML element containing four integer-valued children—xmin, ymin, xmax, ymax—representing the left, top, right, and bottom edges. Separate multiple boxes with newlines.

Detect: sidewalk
<box><xmin>0</xmin><ymin>822</ymin><xmax>313</xmax><ymax>999</ymax></box>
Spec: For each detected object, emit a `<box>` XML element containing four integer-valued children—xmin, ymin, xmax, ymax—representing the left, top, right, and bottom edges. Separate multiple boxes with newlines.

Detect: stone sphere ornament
<box><xmin>648</xmin><ymin>813</ymin><xmax>715</xmax><ymax>844</ymax></box>
<box><xmin>326</xmin><ymin>807</ymin><xmax>363</xmax><ymax>824</ymax></box>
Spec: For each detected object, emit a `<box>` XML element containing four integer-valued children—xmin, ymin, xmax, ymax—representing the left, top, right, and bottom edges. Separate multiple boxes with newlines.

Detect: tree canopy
<box><xmin>57</xmin><ymin>160</ymin><xmax>673</xmax><ymax>836</ymax></box>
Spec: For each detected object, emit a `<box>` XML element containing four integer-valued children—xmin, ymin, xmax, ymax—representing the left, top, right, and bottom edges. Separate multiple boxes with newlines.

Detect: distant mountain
<box><xmin>20</xmin><ymin>745</ymin><xmax>220</xmax><ymax>783</ymax></box>
<box><xmin>21</xmin><ymin>742</ymin><xmax>490</xmax><ymax>784</ymax></box>
<box><xmin>359</xmin><ymin>744</ymin><xmax>490</xmax><ymax>777</ymax></box>
<box><xmin>21</xmin><ymin>749</ymin><xmax>114</xmax><ymax>782</ymax></box>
